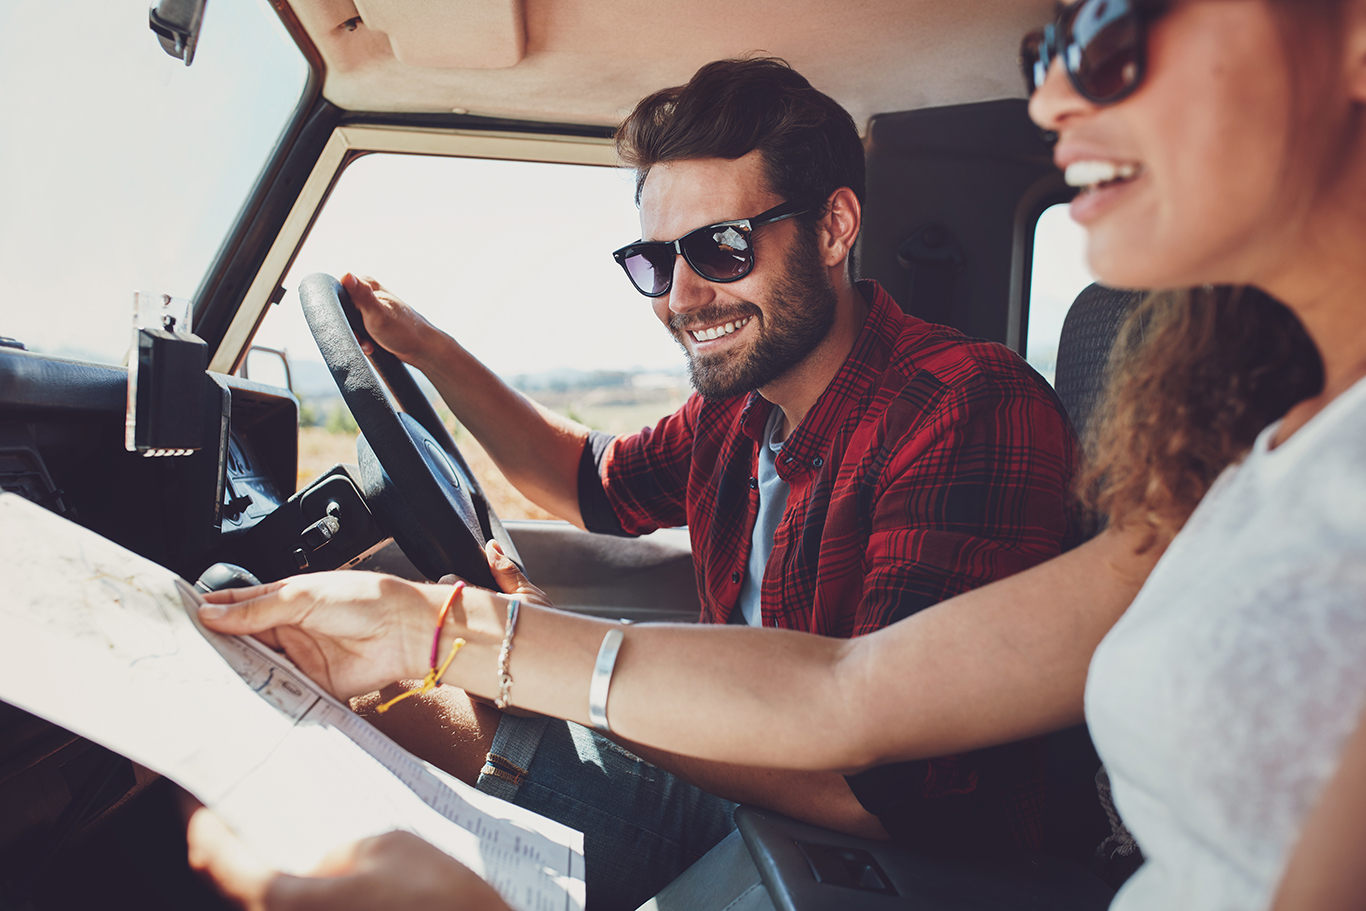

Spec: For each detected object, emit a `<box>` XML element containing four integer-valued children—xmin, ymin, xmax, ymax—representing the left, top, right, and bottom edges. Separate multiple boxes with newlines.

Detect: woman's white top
<box><xmin>1087</xmin><ymin>376</ymin><xmax>1366</xmax><ymax>911</ymax></box>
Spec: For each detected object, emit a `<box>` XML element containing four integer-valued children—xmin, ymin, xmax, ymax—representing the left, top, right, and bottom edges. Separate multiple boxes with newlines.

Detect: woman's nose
<box><xmin>1028</xmin><ymin>57</ymin><xmax>1095</xmax><ymax>133</ymax></box>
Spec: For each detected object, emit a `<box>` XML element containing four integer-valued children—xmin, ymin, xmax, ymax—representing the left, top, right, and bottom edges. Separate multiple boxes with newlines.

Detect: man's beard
<box><xmin>672</xmin><ymin>232</ymin><xmax>839</xmax><ymax>401</ymax></box>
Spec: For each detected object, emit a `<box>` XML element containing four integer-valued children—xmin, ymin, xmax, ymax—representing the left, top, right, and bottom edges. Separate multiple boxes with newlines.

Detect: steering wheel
<box><xmin>297</xmin><ymin>272</ymin><xmax>521</xmax><ymax>589</ymax></box>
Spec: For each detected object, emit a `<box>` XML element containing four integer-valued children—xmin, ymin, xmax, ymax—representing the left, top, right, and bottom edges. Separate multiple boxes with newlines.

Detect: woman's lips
<box><xmin>1064</xmin><ymin>159</ymin><xmax>1145</xmax><ymax>225</ymax></box>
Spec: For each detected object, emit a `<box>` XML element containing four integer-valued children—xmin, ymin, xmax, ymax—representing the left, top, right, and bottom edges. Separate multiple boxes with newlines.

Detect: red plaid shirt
<box><xmin>577</xmin><ymin>280</ymin><xmax>1083</xmax><ymax>852</ymax></box>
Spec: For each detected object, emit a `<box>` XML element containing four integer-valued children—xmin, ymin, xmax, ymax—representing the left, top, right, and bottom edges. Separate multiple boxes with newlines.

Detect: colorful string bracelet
<box><xmin>376</xmin><ymin>581</ymin><xmax>467</xmax><ymax>714</ymax></box>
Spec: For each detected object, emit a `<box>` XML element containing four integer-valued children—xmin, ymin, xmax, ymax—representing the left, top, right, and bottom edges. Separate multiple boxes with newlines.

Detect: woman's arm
<box><xmin>200</xmin><ymin>522</ymin><xmax>1161</xmax><ymax>772</ymax></box>
<box><xmin>570</xmin><ymin>520</ymin><xmax>1158</xmax><ymax>770</ymax></box>
<box><xmin>1270</xmin><ymin>703</ymin><xmax>1366</xmax><ymax>910</ymax></box>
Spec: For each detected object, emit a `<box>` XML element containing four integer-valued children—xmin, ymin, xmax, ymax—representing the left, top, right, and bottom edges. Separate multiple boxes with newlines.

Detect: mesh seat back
<box><xmin>1052</xmin><ymin>284</ymin><xmax>1146</xmax><ymax>441</ymax></box>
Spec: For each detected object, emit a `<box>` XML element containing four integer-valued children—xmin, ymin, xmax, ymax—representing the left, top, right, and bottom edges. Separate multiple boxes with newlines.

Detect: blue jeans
<box><xmin>476</xmin><ymin>714</ymin><xmax>738</xmax><ymax>911</ymax></box>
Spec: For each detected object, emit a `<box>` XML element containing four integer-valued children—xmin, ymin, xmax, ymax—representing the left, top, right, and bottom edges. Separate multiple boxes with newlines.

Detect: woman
<box><xmin>192</xmin><ymin>1</ymin><xmax>1366</xmax><ymax>908</ymax></box>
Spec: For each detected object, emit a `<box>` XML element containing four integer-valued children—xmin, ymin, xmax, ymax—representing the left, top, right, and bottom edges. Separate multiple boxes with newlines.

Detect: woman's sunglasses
<box><xmin>1021</xmin><ymin>0</ymin><xmax>1167</xmax><ymax>105</ymax></box>
<box><xmin>612</xmin><ymin>201</ymin><xmax>809</xmax><ymax>298</ymax></box>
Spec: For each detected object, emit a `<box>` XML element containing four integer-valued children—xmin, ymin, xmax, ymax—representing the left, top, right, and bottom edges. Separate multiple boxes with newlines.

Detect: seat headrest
<box><xmin>1052</xmin><ymin>284</ymin><xmax>1146</xmax><ymax>441</ymax></box>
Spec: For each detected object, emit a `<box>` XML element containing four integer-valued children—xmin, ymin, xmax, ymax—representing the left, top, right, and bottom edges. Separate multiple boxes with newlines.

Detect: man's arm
<box><xmin>612</xmin><ymin>739</ymin><xmax>889</xmax><ymax>839</ymax></box>
<box><xmin>343</xmin><ymin>273</ymin><xmax>589</xmax><ymax>526</ymax></box>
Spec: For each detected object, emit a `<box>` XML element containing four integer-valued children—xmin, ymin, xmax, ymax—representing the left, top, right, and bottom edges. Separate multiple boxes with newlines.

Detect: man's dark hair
<box><xmin>615</xmin><ymin>57</ymin><xmax>866</xmax><ymax>220</ymax></box>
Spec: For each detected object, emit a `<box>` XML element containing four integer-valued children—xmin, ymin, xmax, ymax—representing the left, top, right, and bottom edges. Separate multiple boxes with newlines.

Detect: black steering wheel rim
<box><xmin>297</xmin><ymin>272</ymin><xmax>518</xmax><ymax>587</ymax></box>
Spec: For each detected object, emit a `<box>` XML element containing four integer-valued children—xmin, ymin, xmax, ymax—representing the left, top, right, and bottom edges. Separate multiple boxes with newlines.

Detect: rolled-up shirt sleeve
<box><xmin>579</xmin><ymin>394</ymin><xmax>708</xmax><ymax>536</ymax></box>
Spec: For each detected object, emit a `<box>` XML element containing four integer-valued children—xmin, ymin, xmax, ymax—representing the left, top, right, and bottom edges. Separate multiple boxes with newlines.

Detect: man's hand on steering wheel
<box><xmin>299</xmin><ymin>271</ymin><xmax>520</xmax><ymax>586</ymax></box>
<box><xmin>342</xmin><ymin>273</ymin><xmax>444</xmax><ymax>367</ymax></box>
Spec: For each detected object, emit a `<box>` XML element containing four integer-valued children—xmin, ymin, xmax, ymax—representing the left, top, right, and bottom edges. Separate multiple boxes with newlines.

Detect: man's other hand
<box><xmin>442</xmin><ymin>540</ymin><xmax>554</xmax><ymax>610</ymax></box>
<box><xmin>343</xmin><ymin>273</ymin><xmax>444</xmax><ymax>367</ymax></box>
<box><xmin>185</xmin><ymin>801</ymin><xmax>510</xmax><ymax>911</ymax></box>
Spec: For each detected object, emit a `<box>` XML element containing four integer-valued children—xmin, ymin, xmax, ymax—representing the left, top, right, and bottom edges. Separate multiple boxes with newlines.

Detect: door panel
<box><xmin>505</xmin><ymin>520</ymin><xmax>700</xmax><ymax>623</ymax></box>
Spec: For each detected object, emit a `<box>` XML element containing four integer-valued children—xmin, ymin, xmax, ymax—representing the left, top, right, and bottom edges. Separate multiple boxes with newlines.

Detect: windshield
<box><xmin>0</xmin><ymin>1</ymin><xmax>309</xmax><ymax>365</ymax></box>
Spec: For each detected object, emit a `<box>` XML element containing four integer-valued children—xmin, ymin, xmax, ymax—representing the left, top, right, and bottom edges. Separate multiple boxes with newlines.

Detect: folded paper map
<box><xmin>0</xmin><ymin>493</ymin><xmax>584</xmax><ymax>911</ymax></box>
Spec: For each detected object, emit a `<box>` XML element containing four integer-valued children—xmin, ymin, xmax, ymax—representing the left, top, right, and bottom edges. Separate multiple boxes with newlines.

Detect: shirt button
<box><xmin>812</xmin><ymin>456</ymin><xmax>824</xmax><ymax>468</ymax></box>
<box><xmin>749</xmin><ymin>476</ymin><xmax>758</xmax><ymax>489</ymax></box>
<box><xmin>731</xmin><ymin>570</ymin><xmax>741</xmax><ymax>583</ymax></box>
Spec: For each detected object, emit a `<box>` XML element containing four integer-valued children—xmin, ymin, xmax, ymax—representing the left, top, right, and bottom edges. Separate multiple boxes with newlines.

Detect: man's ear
<box><xmin>817</xmin><ymin>187</ymin><xmax>862</xmax><ymax>270</ymax></box>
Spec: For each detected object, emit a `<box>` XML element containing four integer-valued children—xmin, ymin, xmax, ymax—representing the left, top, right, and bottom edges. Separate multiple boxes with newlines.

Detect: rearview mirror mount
<box><xmin>148</xmin><ymin>0</ymin><xmax>207</xmax><ymax>66</ymax></box>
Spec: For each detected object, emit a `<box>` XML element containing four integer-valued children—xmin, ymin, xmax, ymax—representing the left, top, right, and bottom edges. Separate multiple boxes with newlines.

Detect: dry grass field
<box><xmin>295</xmin><ymin>385</ymin><xmax>686</xmax><ymax>521</ymax></box>
<box><xmin>296</xmin><ymin>425</ymin><xmax>558</xmax><ymax>521</ymax></box>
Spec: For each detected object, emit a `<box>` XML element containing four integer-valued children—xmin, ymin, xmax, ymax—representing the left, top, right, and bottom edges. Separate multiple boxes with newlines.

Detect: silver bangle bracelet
<box><xmin>495</xmin><ymin>598</ymin><xmax>520</xmax><ymax>709</ymax></box>
<box><xmin>588</xmin><ymin>627</ymin><xmax>626</xmax><ymax>734</ymax></box>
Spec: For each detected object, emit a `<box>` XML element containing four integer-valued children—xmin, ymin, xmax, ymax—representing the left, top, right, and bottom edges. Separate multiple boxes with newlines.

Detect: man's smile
<box><xmin>687</xmin><ymin>316</ymin><xmax>752</xmax><ymax>344</ymax></box>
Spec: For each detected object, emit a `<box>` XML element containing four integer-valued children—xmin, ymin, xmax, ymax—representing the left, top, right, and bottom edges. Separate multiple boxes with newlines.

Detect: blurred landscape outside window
<box><xmin>249</xmin><ymin>154</ymin><xmax>691</xmax><ymax>519</ymax></box>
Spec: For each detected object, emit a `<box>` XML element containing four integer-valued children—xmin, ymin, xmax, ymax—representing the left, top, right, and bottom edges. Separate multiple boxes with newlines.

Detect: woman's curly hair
<box><xmin>1081</xmin><ymin>286</ymin><xmax>1323</xmax><ymax>537</ymax></box>
<box><xmin>1079</xmin><ymin>0</ymin><xmax>1359</xmax><ymax>539</ymax></box>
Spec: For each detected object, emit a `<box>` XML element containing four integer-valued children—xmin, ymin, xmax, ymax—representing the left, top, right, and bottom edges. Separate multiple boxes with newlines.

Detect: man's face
<box><xmin>637</xmin><ymin>152</ymin><xmax>837</xmax><ymax>400</ymax></box>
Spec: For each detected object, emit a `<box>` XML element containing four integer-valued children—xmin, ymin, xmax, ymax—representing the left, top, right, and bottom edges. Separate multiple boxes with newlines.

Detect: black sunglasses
<box><xmin>612</xmin><ymin>201</ymin><xmax>810</xmax><ymax>298</ymax></box>
<box><xmin>1021</xmin><ymin>0</ymin><xmax>1167</xmax><ymax>105</ymax></box>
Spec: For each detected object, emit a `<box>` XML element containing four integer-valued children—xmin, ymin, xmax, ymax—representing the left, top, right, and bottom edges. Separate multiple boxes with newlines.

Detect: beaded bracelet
<box><xmin>376</xmin><ymin>581</ymin><xmax>466</xmax><ymax>714</ymax></box>
<box><xmin>495</xmin><ymin>599</ymin><xmax>520</xmax><ymax>709</ymax></box>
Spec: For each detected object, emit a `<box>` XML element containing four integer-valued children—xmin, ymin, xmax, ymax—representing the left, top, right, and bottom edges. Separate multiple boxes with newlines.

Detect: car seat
<box><xmin>1052</xmin><ymin>284</ymin><xmax>1147</xmax><ymax>443</ymax></box>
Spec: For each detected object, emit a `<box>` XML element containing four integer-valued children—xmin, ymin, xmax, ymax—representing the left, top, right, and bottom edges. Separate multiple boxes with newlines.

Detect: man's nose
<box><xmin>667</xmin><ymin>253</ymin><xmax>715</xmax><ymax>316</ymax></box>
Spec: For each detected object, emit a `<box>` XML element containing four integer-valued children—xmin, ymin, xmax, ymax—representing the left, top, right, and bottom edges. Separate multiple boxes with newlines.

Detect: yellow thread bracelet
<box><xmin>376</xmin><ymin>583</ymin><xmax>467</xmax><ymax>714</ymax></box>
<box><xmin>375</xmin><ymin>636</ymin><xmax>466</xmax><ymax>713</ymax></box>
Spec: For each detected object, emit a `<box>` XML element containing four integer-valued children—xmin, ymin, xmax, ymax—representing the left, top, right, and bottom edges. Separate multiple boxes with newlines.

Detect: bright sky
<box><xmin>253</xmin><ymin>154</ymin><xmax>688</xmax><ymax>380</ymax></box>
<box><xmin>0</xmin><ymin>0</ymin><xmax>305</xmax><ymax>363</ymax></box>
<box><xmin>1027</xmin><ymin>204</ymin><xmax>1095</xmax><ymax>384</ymax></box>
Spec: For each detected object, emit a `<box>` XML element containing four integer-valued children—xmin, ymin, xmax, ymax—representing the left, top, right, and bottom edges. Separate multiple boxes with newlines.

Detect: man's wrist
<box><xmin>406</xmin><ymin>329</ymin><xmax>460</xmax><ymax>377</ymax></box>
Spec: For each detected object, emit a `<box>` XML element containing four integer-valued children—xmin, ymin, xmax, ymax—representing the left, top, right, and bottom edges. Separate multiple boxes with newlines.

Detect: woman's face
<box><xmin>1028</xmin><ymin>1</ymin><xmax>1307</xmax><ymax>291</ymax></box>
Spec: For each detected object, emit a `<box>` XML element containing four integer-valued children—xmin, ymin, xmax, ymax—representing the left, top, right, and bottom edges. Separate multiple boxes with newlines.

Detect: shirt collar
<box><xmin>737</xmin><ymin>280</ymin><xmax>907</xmax><ymax>480</ymax></box>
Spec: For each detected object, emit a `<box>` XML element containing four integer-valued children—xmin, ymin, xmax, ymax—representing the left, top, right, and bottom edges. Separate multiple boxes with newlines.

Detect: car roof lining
<box><xmin>285</xmin><ymin>0</ymin><xmax>1053</xmax><ymax>128</ymax></box>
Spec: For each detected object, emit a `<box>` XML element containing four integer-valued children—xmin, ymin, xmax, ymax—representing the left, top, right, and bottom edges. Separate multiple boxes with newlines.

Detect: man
<box><xmin>348</xmin><ymin>58</ymin><xmax>1083</xmax><ymax>911</ymax></box>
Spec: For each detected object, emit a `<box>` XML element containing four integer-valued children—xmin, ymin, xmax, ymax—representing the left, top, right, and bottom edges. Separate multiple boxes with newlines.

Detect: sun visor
<box><xmin>293</xmin><ymin>0</ymin><xmax>525</xmax><ymax>72</ymax></box>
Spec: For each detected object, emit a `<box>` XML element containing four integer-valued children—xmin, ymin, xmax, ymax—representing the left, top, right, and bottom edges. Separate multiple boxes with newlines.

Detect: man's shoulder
<box><xmin>885</xmin><ymin>315</ymin><xmax>1051</xmax><ymax>401</ymax></box>
<box><xmin>630</xmin><ymin>390</ymin><xmax>754</xmax><ymax>451</ymax></box>
<box><xmin>676</xmin><ymin>389</ymin><xmax>754</xmax><ymax>426</ymax></box>
<box><xmin>642</xmin><ymin>390</ymin><xmax>748</xmax><ymax>427</ymax></box>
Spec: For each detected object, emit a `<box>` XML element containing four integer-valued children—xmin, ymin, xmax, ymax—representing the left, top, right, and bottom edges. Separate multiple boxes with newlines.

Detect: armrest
<box><xmin>734</xmin><ymin>805</ymin><xmax>1114</xmax><ymax>911</ymax></box>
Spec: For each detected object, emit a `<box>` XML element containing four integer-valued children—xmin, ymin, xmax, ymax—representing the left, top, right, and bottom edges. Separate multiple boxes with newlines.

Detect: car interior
<box><xmin>0</xmin><ymin>1</ymin><xmax>1132</xmax><ymax>908</ymax></box>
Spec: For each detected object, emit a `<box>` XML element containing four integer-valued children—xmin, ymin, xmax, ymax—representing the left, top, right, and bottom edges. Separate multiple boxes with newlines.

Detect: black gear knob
<box><xmin>194</xmin><ymin>562</ymin><xmax>262</xmax><ymax>593</ymax></box>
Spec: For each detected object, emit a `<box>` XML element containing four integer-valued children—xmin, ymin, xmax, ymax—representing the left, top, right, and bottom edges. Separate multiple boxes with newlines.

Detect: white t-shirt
<box><xmin>1086</xmin><ymin>376</ymin><xmax>1366</xmax><ymax>911</ymax></box>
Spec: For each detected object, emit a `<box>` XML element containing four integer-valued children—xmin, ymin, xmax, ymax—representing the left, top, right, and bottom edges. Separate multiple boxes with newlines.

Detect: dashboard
<box><xmin>0</xmin><ymin>347</ymin><xmax>397</xmax><ymax>907</ymax></box>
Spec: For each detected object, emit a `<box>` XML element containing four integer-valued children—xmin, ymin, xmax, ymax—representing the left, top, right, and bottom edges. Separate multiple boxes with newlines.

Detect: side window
<box><xmin>249</xmin><ymin>154</ymin><xmax>689</xmax><ymax>518</ymax></box>
<box><xmin>1025</xmin><ymin>204</ymin><xmax>1095</xmax><ymax>386</ymax></box>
